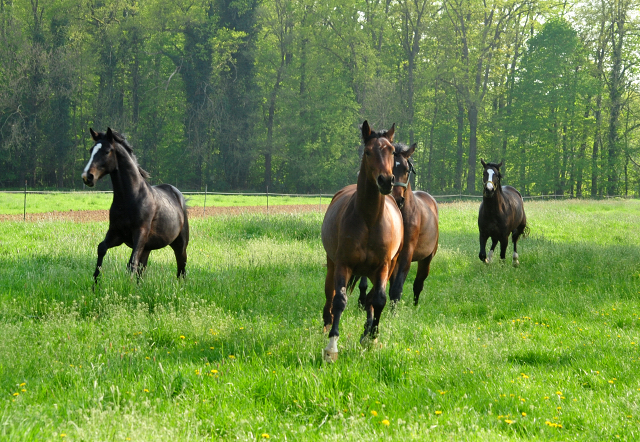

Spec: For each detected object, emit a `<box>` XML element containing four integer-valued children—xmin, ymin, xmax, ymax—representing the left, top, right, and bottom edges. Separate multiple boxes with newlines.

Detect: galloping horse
<box><xmin>82</xmin><ymin>128</ymin><xmax>189</xmax><ymax>283</ymax></box>
<box><xmin>359</xmin><ymin>142</ymin><xmax>439</xmax><ymax>306</ymax></box>
<box><xmin>478</xmin><ymin>159</ymin><xmax>527</xmax><ymax>266</ymax></box>
<box><xmin>321</xmin><ymin>121</ymin><xmax>404</xmax><ymax>362</ymax></box>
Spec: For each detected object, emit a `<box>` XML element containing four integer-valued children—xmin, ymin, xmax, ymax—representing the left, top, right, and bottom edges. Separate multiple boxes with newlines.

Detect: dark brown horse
<box><xmin>358</xmin><ymin>142</ymin><xmax>439</xmax><ymax>306</ymax></box>
<box><xmin>82</xmin><ymin>128</ymin><xmax>189</xmax><ymax>283</ymax></box>
<box><xmin>321</xmin><ymin>121</ymin><xmax>404</xmax><ymax>362</ymax></box>
<box><xmin>478</xmin><ymin>159</ymin><xmax>527</xmax><ymax>266</ymax></box>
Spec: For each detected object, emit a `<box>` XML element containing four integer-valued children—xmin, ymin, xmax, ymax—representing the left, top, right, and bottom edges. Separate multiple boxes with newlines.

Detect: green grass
<box><xmin>0</xmin><ymin>192</ymin><xmax>327</xmax><ymax>215</ymax></box>
<box><xmin>1</xmin><ymin>199</ymin><xmax>639</xmax><ymax>440</ymax></box>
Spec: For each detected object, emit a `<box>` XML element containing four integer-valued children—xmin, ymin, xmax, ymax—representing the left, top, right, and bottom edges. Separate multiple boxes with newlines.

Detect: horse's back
<box><xmin>502</xmin><ymin>186</ymin><xmax>526</xmax><ymax>227</ymax></box>
<box><xmin>144</xmin><ymin>184</ymin><xmax>188</xmax><ymax>249</ymax></box>
<box><xmin>412</xmin><ymin>191</ymin><xmax>439</xmax><ymax>260</ymax></box>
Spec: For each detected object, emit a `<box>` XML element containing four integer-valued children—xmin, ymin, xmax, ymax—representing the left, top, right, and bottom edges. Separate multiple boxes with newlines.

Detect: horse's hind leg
<box><xmin>138</xmin><ymin>250</ymin><xmax>151</xmax><ymax>276</ymax></box>
<box><xmin>93</xmin><ymin>231</ymin><xmax>123</xmax><ymax>285</ymax></box>
<box><xmin>511</xmin><ymin>229</ymin><xmax>523</xmax><ymax>267</ymax></box>
<box><xmin>358</xmin><ymin>277</ymin><xmax>368</xmax><ymax>310</ymax></box>
<box><xmin>413</xmin><ymin>254</ymin><xmax>433</xmax><ymax>306</ymax></box>
<box><xmin>171</xmin><ymin>237</ymin><xmax>188</xmax><ymax>279</ymax></box>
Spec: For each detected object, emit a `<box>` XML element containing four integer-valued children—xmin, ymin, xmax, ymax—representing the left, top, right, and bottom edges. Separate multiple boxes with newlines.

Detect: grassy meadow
<box><xmin>0</xmin><ymin>199</ymin><xmax>639</xmax><ymax>440</ymax></box>
<box><xmin>0</xmin><ymin>192</ymin><xmax>326</xmax><ymax>215</ymax></box>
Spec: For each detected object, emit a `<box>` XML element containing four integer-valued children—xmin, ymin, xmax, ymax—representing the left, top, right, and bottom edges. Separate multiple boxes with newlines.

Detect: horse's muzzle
<box><xmin>82</xmin><ymin>172</ymin><xmax>95</xmax><ymax>187</ymax></box>
<box><xmin>377</xmin><ymin>174</ymin><xmax>394</xmax><ymax>195</ymax></box>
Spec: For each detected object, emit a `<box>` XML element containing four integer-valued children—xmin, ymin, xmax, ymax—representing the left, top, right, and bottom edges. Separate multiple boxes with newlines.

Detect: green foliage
<box><xmin>1</xmin><ymin>0</ymin><xmax>640</xmax><ymax>196</ymax></box>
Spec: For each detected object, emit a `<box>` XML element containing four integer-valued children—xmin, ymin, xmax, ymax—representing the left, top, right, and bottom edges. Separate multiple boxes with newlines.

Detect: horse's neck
<box><xmin>110</xmin><ymin>148</ymin><xmax>147</xmax><ymax>203</ymax></box>
<box><xmin>483</xmin><ymin>187</ymin><xmax>504</xmax><ymax>210</ymax></box>
<box><xmin>355</xmin><ymin>168</ymin><xmax>386</xmax><ymax>222</ymax></box>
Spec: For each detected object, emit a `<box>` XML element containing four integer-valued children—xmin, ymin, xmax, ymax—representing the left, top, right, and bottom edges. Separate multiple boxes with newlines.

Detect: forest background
<box><xmin>1</xmin><ymin>0</ymin><xmax>639</xmax><ymax>197</ymax></box>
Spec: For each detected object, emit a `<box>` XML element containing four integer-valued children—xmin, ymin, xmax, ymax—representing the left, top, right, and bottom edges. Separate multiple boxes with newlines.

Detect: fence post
<box><xmin>23</xmin><ymin>180</ymin><xmax>27</xmax><ymax>221</ymax></box>
<box><xmin>266</xmin><ymin>185</ymin><xmax>269</xmax><ymax>216</ymax></box>
<box><xmin>319</xmin><ymin>193</ymin><xmax>321</xmax><ymax>212</ymax></box>
<box><xmin>203</xmin><ymin>184</ymin><xmax>207</xmax><ymax>217</ymax></box>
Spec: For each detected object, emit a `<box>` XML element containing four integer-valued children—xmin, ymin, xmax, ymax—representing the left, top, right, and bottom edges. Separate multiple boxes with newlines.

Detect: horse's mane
<box><xmin>109</xmin><ymin>131</ymin><xmax>151</xmax><ymax>180</ymax></box>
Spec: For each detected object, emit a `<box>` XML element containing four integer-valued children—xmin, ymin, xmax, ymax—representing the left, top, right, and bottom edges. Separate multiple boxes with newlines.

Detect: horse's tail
<box><xmin>346</xmin><ymin>275</ymin><xmax>361</xmax><ymax>294</ymax></box>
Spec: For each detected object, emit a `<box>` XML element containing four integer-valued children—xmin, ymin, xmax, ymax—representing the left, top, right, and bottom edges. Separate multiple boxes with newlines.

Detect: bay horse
<box><xmin>478</xmin><ymin>159</ymin><xmax>528</xmax><ymax>266</ymax></box>
<box><xmin>81</xmin><ymin>128</ymin><xmax>189</xmax><ymax>283</ymax></box>
<box><xmin>358</xmin><ymin>142</ymin><xmax>439</xmax><ymax>306</ymax></box>
<box><xmin>321</xmin><ymin>121</ymin><xmax>404</xmax><ymax>362</ymax></box>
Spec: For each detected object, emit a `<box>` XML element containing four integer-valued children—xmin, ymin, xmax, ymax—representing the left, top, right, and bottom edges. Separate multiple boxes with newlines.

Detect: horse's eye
<box><xmin>364</xmin><ymin>150</ymin><xmax>371</xmax><ymax>156</ymax></box>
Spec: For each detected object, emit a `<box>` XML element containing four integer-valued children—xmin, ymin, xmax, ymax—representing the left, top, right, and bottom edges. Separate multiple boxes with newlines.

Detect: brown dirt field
<box><xmin>0</xmin><ymin>204</ymin><xmax>330</xmax><ymax>223</ymax></box>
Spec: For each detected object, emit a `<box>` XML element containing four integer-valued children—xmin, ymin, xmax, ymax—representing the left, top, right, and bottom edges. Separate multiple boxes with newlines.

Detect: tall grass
<box><xmin>0</xmin><ymin>200</ymin><xmax>639</xmax><ymax>440</ymax></box>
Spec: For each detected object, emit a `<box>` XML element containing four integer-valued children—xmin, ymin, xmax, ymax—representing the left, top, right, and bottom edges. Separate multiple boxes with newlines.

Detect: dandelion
<box><xmin>229</xmin><ymin>355</ymin><xmax>235</xmax><ymax>359</ymax></box>
<box><xmin>504</xmin><ymin>419</ymin><xmax>514</xmax><ymax>424</ymax></box>
<box><xmin>21</xmin><ymin>389</ymin><xmax>26</xmax><ymax>392</ymax></box>
<box><xmin>144</xmin><ymin>389</ymin><xmax>149</xmax><ymax>393</ymax></box>
<box><xmin>522</xmin><ymin>412</ymin><xmax>527</xmax><ymax>417</ymax></box>
<box><xmin>381</xmin><ymin>419</ymin><xmax>390</xmax><ymax>426</ymax></box>
<box><xmin>557</xmin><ymin>406</ymin><xmax>561</xmax><ymax>410</ymax></box>
<box><xmin>60</xmin><ymin>434</ymin><xmax>66</xmax><ymax>438</ymax></box>
<box><xmin>19</xmin><ymin>383</ymin><xmax>26</xmax><ymax>387</ymax></box>
<box><xmin>180</xmin><ymin>335</ymin><xmax>185</xmax><ymax>339</ymax></box>
<box><xmin>556</xmin><ymin>391</ymin><xmax>562</xmax><ymax>395</ymax></box>
<box><xmin>211</xmin><ymin>369</ymin><xmax>218</xmax><ymax>374</ymax></box>
<box><xmin>261</xmin><ymin>434</ymin><xmax>270</xmax><ymax>439</ymax></box>
<box><xmin>371</xmin><ymin>410</ymin><xmax>378</xmax><ymax>416</ymax></box>
<box><xmin>435</xmin><ymin>410</ymin><xmax>442</xmax><ymax>415</ymax></box>
<box><xmin>12</xmin><ymin>393</ymin><xmax>18</xmax><ymax>397</ymax></box>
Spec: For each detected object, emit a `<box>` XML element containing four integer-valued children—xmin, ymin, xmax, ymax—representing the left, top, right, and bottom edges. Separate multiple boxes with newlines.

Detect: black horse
<box><xmin>478</xmin><ymin>159</ymin><xmax>527</xmax><ymax>266</ymax></box>
<box><xmin>82</xmin><ymin>128</ymin><xmax>189</xmax><ymax>283</ymax></box>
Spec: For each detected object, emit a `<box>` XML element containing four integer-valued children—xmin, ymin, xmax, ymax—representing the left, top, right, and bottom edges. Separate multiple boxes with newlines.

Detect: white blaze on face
<box><xmin>485</xmin><ymin>169</ymin><xmax>495</xmax><ymax>191</ymax></box>
<box><xmin>82</xmin><ymin>143</ymin><xmax>103</xmax><ymax>177</ymax></box>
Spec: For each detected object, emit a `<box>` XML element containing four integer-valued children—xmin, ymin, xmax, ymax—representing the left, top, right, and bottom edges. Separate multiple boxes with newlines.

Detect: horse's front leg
<box><xmin>128</xmin><ymin>228</ymin><xmax>150</xmax><ymax>277</ymax></box>
<box><xmin>93</xmin><ymin>231</ymin><xmax>123</xmax><ymax>286</ymax></box>
<box><xmin>361</xmin><ymin>264</ymin><xmax>389</xmax><ymax>345</ymax></box>
<box><xmin>479</xmin><ymin>233</ymin><xmax>489</xmax><ymax>262</ymax></box>
<box><xmin>323</xmin><ymin>263</ymin><xmax>351</xmax><ymax>362</ymax></box>
<box><xmin>498</xmin><ymin>236</ymin><xmax>509</xmax><ymax>260</ymax></box>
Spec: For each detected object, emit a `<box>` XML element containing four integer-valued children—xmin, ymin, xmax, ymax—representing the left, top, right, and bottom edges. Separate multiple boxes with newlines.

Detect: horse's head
<box><xmin>392</xmin><ymin>142</ymin><xmax>417</xmax><ymax>210</ymax></box>
<box><xmin>82</xmin><ymin>128</ymin><xmax>118</xmax><ymax>187</ymax></box>
<box><xmin>480</xmin><ymin>159</ymin><xmax>502</xmax><ymax>197</ymax></box>
<box><xmin>361</xmin><ymin>120</ymin><xmax>396</xmax><ymax>195</ymax></box>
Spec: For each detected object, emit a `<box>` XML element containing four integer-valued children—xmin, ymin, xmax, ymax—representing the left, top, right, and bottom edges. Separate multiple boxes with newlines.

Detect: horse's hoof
<box><xmin>513</xmin><ymin>259</ymin><xmax>520</xmax><ymax>267</ymax></box>
<box><xmin>323</xmin><ymin>349</ymin><xmax>338</xmax><ymax>363</ymax></box>
<box><xmin>360</xmin><ymin>335</ymin><xmax>378</xmax><ymax>348</ymax></box>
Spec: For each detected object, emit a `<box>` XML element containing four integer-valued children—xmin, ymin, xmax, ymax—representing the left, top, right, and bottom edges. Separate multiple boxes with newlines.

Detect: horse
<box><xmin>478</xmin><ymin>159</ymin><xmax>528</xmax><ymax>266</ymax></box>
<box><xmin>81</xmin><ymin>127</ymin><xmax>189</xmax><ymax>283</ymax></box>
<box><xmin>320</xmin><ymin>121</ymin><xmax>404</xmax><ymax>362</ymax></box>
<box><xmin>358</xmin><ymin>142</ymin><xmax>439</xmax><ymax>307</ymax></box>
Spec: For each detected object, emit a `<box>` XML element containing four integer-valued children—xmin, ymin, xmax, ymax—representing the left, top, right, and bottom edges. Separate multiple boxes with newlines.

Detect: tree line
<box><xmin>1</xmin><ymin>0</ymin><xmax>639</xmax><ymax>196</ymax></box>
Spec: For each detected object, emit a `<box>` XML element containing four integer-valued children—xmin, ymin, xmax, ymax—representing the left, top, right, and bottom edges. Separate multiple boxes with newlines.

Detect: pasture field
<box><xmin>0</xmin><ymin>192</ymin><xmax>326</xmax><ymax>215</ymax></box>
<box><xmin>0</xmin><ymin>199</ymin><xmax>639</xmax><ymax>441</ymax></box>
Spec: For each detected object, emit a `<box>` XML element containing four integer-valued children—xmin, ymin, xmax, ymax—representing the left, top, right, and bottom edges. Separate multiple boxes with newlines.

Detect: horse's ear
<box><xmin>106</xmin><ymin>127</ymin><xmax>114</xmax><ymax>141</ymax></box>
<box><xmin>401</xmin><ymin>143</ymin><xmax>417</xmax><ymax>158</ymax></box>
<box><xmin>361</xmin><ymin>120</ymin><xmax>371</xmax><ymax>141</ymax></box>
<box><xmin>497</xmin><ymin>161</ymin><xmax>503</xmax><ymax>170</ymax></box>
<box><xmin>386</xmin><ymin>123</ymin><xmax>395</xmax><ymax>142</ymax></box>
<box><xmin>481</xmin><ymin>158</ymin><xmax>487</xmax><ymax>168</ymax></box>
<box><xmin>90</xmin><ymin>128</ymin><xmax>98</xmax><ymax>141</ymax></box>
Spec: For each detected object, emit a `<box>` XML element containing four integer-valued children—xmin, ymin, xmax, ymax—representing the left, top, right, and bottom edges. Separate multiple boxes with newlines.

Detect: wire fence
<box><xmin>1</xmin><ymin>188</ymin><xmax>635</xmax><ymax>222</ymax></box>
